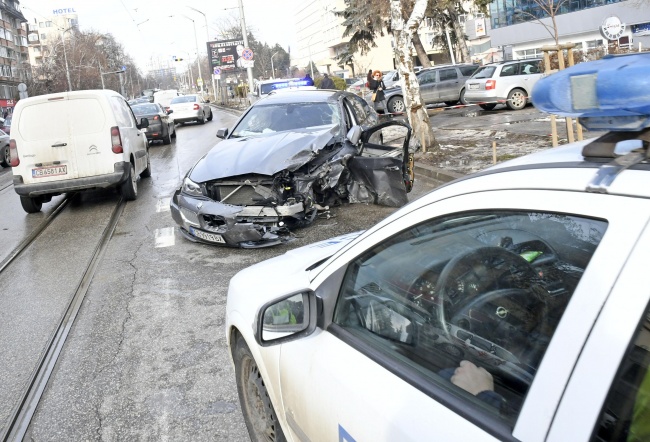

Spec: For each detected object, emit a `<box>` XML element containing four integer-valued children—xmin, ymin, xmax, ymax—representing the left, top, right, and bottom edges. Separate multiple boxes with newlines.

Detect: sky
<box><xmin>22</xmin><ymin>0</ymin><xmax>298</xmax><ymax>72</ymax></box>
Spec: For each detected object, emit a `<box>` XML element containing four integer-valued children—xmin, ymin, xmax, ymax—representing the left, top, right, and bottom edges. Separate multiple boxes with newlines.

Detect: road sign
<box><xmin>241</xmin><ymin>48</ymin><xmax>254</xmax><ymax>61</ymax></box>
<box><xmin>213</xmin><ymin>67</ymin><xmax>221</xmax><ymax>75</ymax></box>
<box><xmin>240</xmin><ymin>59</ymin><xmax>255</xmax><ymax>69</ymax></box>
<box><xmin>121</xmin><ymin>65</ymin><xmax>127</xmax><ymax>71</ymax></box>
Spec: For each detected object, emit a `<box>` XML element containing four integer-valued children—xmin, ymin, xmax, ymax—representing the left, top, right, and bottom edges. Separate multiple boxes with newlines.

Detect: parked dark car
<box><xmin>373</xmin><ymin>64</ymin><xmax>479</xmax><ymax>113</ymax></box>
<box><xmin>130</xmin><ymin>103</ymin><xmax>176</xmax><ymax>145</ymax></box>
<box><xmin>170</xmin><ymin>89</ymin><xmax>414</xmax><ymax>248</ymax></box>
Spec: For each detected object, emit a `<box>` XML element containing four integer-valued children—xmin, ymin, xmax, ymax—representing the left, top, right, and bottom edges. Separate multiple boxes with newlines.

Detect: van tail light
<box><xmin>486</xmin><ymin>80</ymin><xmax>496</xmax><ymax>90</ymax></box>
<box><xmin>111</xmin><ymin>126</ymin><xmax>123</xmax><ymax>154</ymax></box>
<box><xmin>193</xmin><ymin>104</ymin><xmax>200</xmax><ymax>111</ymax></box>
<box><xmin>9</xmin><ymin>139</ymin><xmax>19</xmax><ymax>167</ymax></box>
<box><xmin>153</xmin><ymin>115</ymin><xmax>159</xmax><ymax>120</ymax></box>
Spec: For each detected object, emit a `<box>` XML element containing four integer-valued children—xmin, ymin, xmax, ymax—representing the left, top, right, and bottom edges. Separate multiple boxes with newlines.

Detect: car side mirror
<box><xmin>138</xmin><ymin>117</ymin><xmax>149</xmax><ymax>129</ymax></box>
<box><xmin>256</xmin><ymin>291</ymin><xmax>318</xmax><ymax>346</ymax></box>
<box><xmin>346</xmin><ymin>126</ymin><xmax>362</xmax><ymax>145</ymax></box>
<box><xmin>217</xmin><ymin>128</ymin><xmax>229</xmax><ymax>139</ymax></box>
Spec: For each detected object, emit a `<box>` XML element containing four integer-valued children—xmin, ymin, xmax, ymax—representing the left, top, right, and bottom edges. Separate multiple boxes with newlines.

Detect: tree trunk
<box><xmin>411</xmin><ymin>33</ymin><xmax>432</xmax><ymax>68</ymax></box>
<box><xmin>449</xmin><ymin>11</ymin><xmax>470</xmax><ymax>63</ymax></box>
<box><xmin>391</xmin><ymin>0</ymin><xmax>438</xmax><ymax>152</ymax></box>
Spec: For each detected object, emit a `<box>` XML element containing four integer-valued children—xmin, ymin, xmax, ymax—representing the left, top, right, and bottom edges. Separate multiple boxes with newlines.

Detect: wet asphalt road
<box><xmin>0</xmin><ymin>108</ymin><xmax>440</xmax><ymax>441</ymax></box>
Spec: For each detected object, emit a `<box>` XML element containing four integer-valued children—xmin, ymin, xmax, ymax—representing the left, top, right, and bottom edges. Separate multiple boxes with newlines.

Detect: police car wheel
<box><xmin>234</xmin><ymin>335</ymin><xmax>287</xmax><ymax>442</ymax></box>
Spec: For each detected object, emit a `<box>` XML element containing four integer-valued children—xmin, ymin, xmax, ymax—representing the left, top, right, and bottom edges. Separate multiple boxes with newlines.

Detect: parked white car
<box><xmin>464</xmin><ymin>58</ymin><xmax>544</xmax><ymax>110</ymax></box>
<box><xmin>168</xmin><ymin>94</ymin><xmax>213</xmax><ymax>125</ymax></box>
<box><xmin>225</xmin><ymin>53</ymin><xmax>650</xmax><ymax>441</ymax></box>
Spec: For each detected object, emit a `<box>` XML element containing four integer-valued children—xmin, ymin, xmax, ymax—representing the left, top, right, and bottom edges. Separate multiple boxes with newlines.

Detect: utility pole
<box><xmin>237</xmin><ymin>0</ymin><xmax>254</xmax><ymax>97</ymax></box>
<box><xmin>187</xmin><ymin>6</ymin><xmax>216</xmax><ymax>100</ymax></box>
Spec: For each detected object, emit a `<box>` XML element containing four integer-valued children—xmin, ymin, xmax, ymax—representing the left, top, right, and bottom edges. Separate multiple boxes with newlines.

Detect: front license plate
<box><xmin>190</xmin><ymin>227</ymin><xmax>225</xmax><ymax>244</ymax></box>
<box><xmin>469</xmin><ymin>84</ymin><xmax>479</xmax><ymax>90</ymax></box>
<box><xmin>32</xmin><ymin>165</ymin><xmax>67</xmax><ymax>178</ymax></box>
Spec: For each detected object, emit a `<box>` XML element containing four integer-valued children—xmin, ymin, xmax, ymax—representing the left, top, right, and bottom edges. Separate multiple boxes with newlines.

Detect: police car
<box><xmin>249</xmin><ymin>78</ymin><xmax>316</xmax><ymax>105</ymax></box>
<box><xmin>225</xmin><ymin>53</ymin><xmax>650</xmax><ymax>441</ymax></box>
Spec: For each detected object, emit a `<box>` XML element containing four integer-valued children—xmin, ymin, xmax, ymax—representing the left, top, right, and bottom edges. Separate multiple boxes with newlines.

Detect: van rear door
<box><xmin>17</xmin><ymin>94</ymin><xmax>112</xmax><ymax>184</ymax></box>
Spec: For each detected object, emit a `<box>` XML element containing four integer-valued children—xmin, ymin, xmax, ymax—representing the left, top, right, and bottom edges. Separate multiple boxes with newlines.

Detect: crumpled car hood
<box><xmin>190</xmin><ymin>126</ymin><xmax>339</xmax><ymax>182</ymax></box>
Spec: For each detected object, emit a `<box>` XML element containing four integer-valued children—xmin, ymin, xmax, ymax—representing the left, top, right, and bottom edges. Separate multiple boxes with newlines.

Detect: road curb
<box><xmin>414</xmin><ymin>162</ymin><xmax>464</xmax><ymax>183</ymax></box>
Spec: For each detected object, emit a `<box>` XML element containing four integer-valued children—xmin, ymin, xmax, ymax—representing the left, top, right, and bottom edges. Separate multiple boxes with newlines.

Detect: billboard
<box><xmin>207</xmin><ymin>38</ymin><xmax>245</xmax><ymax>72</ymax></box>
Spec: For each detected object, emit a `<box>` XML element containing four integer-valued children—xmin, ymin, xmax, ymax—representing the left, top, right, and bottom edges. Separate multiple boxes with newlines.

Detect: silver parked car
<box><xmin>168</xmin><ymin>94</ymin><xmax>213</xmax><ymax>125</ymax></box>
<box><xmin>464</xmin><ymin>58</ymin><xmax>544</xmax><ymax>110</ymax></box>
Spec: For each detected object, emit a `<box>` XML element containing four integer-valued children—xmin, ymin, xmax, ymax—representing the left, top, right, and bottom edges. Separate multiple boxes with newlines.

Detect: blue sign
<box><xmin>121</xmin><ymin>66</ymin><xmax>127</xmax><ymax>71</ymax></box>
<box><xmin>214</xmin><ymin>67</ymin><xmax>221</xmax><ymax>75</ymax></box>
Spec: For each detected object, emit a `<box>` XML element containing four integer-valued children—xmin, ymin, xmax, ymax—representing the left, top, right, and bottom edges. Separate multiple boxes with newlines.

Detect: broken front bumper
<box><xmin>170</xmin><ymin>189</ymin><xmax>305</xmax><ymax>248</ymax></box>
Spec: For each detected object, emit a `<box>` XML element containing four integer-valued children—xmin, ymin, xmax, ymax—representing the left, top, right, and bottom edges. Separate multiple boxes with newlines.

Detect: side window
<box><xmin>110</xmin><ymin>97</ymin><xmax>135</xmax><ymax>127</ymax></box>
<box><xmin>333</xmin><ymin>211</ymin><xmax>607</xmax><ymax>426</ymax></box>
<box><xmin>592</xmin><ymin>306</ymin><xmax>650</xmax><ymax>441</ymax></box>
<box><xmin>345</xmin><ymin>95</ymin><xmax>378</xmax><ymax>127</ymax></box>
<box><xmin>439</xmin><ymin>68</ymin><xmax>458</xmax><ymax>81</ymax></box>
<box><xmin>418</xmin><ymin>71</ymin><xmax>436</xmax><ymax>85</ymax></box>
<box><xmin>520</xmin><ymin>60</ymin><xmax>542</xmax><ymax>75</ymax></box>
<box><xmin>500</xmin><ymin>64</ymin><xmax>519</xmax><ymax>77</ymax></box>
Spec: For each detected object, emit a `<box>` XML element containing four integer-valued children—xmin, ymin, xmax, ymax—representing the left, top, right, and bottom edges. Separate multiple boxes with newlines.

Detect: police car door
<box><xmin>275</xmin><ymin>188</ymin><xmax>642</xmax><ymax>441</ymax></box>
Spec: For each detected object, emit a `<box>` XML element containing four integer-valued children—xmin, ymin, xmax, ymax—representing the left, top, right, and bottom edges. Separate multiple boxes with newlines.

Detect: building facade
<box><xmin>488</xmin><ymin>0</ymin><xmax>650</xmax><ymax>60</ymax></box>
<box><xmin>26</xmin><ymin>8</ymin><xmax>78</xmax><ymax>70</ymax></box>
<box><xmin>0</xmin><ymin>0</ymin><xmax>27</xmax><ymax>115</ymax></box>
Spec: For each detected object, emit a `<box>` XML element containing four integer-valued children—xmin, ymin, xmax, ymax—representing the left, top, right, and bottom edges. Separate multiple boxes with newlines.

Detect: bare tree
<box><xmin>512</xmin><ymin>0</ymin><xmax>570</xmax><ymax>45</ymax></box>
<box><xmin>391</xmin><ymin>0</ymin><xmax>438</xmax><ymax>151</ymax></box>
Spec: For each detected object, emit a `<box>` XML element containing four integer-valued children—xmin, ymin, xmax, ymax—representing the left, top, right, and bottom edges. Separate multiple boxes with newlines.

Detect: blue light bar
<box><xmin>531</xmin><ymin>53</ymin><xmax>650</xmax><ymax>131</ymax></box>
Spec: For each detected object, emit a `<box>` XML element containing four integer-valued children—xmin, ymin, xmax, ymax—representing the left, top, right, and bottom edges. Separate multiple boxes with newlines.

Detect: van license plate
<box><xmin>190</xmin><ymin>227</ymin><xmax>225</xmax><ymax>244</ymax></box>
<box><xmin>32</xmin><ymin>165</ymin><xmax>67</xmax><ymax>178</ymax></box>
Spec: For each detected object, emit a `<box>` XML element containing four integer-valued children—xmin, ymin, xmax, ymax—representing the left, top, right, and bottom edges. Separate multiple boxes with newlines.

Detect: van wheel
<box><xmin>207</xmin><ymin>110</ymin><xmax>213</xmax><ymax>121</ymax></box>
<box><xmin>171</xmin><ymin>125</ymin><xmax>176</xmax><ymax>138</ymax></box>
<box><xmin>20</xmin><ymin>196</ymin><xmax>42</xmax><ymax>213</ymax></box>
<box><xmin>459</xmin><ymin>88</ymin><xmax>467</xmax><ymax>105</ymax></box>
<box><xmin>0</xmin><ymin>144</ymin><xmax>9</xmax><ymax>167</ymax></box>
<box><xmin>120</xmin><ymin>163</ymin><xmax>138</xmax><ymax>201</ymax></box>
<box><xmin>198</xmin><ymin>112</ymin><xmax>206</xmax><ymax>125</ymax></box>
<box><xmin>140</xmin><ymin>150</ymin><xmax>152</xmax><ymax>178</ymax></box>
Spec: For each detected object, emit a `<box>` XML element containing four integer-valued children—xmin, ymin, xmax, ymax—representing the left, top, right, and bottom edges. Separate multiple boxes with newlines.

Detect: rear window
<box><xmin>132</xmin><ymin>104</ymin><xmax>159</xmax><ymax>115</ymax></box>
<box><xmin>18</xmin><ymin>98</ymin><xmax>106</xmax><ymax>141</ymax></box>
<box><xmin>459</xmin><ymin>65</ymin><xmax>479</xmax><ymax>77</ymax></box>
<box><xmin>470</xmin><ymin>66</ymin><xmax>496</xmax><ymax>79</ymax></box>
<box><xmin>171</xmin><ymin>96</ymin><xmax>196</xmax><ymax>104</ymax></box>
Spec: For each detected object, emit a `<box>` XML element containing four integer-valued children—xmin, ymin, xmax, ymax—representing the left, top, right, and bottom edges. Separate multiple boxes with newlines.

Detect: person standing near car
<box><xmin>319</xmin><ymin>74</ymin><xmax>335</xmax><ymax>89</ymax></box>
<box><xmin>369</xmin><ymin>70</ymin><xmax>387</xmax><ymax>114</ymax></box>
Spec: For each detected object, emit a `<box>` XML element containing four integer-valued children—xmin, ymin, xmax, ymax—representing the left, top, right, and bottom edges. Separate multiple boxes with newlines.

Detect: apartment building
<box><xmin>0</xmin><ymin>0</ymin><xmax>28</xmax><ymax>115</ymax></box>
<box><xmin>26</xmin><ymin>8</ymin><xmax>78</xmax><ymax>69</ymax></box>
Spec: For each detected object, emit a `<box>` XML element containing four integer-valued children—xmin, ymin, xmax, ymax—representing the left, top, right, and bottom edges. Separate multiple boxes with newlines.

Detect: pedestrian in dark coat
<box><xmin>319</xmin><ymin>74</ymin><xmax>335</xmax><ymax>89</ymax></box>
<box><xmin>369</xmin><ymin>70</ymin><xmax>388</xmax><ymax>113</ymax></box>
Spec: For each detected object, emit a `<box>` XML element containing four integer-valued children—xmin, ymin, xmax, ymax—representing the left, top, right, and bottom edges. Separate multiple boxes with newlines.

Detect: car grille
<box><xmin>207</xmin><ymin>175</ymin><xmax>274</xmax><ymax>206</ymax></box>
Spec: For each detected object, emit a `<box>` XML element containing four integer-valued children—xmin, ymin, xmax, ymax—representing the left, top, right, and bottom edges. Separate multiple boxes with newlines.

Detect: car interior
<box><xmin>334</xmin><ymin>211</ymin><xmax>607</xmax><ymax>424</ymax></box>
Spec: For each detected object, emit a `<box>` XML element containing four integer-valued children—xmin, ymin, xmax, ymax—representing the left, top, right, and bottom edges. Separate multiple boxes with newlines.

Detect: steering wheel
<box><xmin>434</xmin><ymin>246</ymin><xmax>539</xmax><ymax>337</ymax></box>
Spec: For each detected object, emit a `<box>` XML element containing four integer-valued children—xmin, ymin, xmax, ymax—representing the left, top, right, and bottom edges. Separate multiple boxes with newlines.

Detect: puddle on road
<box><xmin>155</xmin><ymin>227</ymin><xmax>176</xmax><ymax>248</ymax></box>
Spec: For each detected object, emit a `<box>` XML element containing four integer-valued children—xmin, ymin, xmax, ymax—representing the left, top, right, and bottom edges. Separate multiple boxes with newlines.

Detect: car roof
<box><xmin>260</xmin><ymin>89</ymin><xmax>345</xmax><ymax>104</ymax></box>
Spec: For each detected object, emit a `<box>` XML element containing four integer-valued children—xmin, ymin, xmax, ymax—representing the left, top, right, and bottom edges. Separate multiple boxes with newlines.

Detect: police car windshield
<box><xmin>231</xmin><ymin>102</ymin><xmax>341</xmax><ymax>137</ymax></box>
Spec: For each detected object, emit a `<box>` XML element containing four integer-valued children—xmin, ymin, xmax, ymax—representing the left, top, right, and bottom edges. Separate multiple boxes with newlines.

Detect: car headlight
<box><xmin>181</xmin><ymin>177</ymin><xmax>204</xmax><ymax>197</ymax></box>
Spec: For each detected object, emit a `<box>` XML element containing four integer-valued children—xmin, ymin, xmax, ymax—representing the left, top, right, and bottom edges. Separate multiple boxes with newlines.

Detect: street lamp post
<box><xmin>307</xmin><ymin>35</ymin><xmax>315</xmax><ymax>78</ymax></box>
<box><xmin>186</xmin><ymin>6</ymin><xmax>216</xmax><ymax>100</ymax></box>
<box><xmin>171</xmin><ymin>15</ymin><xmax>203</xmax><ymax>94</ymax></box>
<box><xmin>271</xmin><ymin>51</ymin><xmax>279</xmax><ymax>79</ymax></box>
<box><xmin>60</xmin><ymin>27</ymin><xmax>74</xmax><ymax>91</ymax></box>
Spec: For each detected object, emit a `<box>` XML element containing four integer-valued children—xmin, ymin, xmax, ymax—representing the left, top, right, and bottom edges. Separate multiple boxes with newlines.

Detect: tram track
<box><xmin>0</xmin><ymin>195</ymin><xmax>126</xmax><ymax>442</ymax></box>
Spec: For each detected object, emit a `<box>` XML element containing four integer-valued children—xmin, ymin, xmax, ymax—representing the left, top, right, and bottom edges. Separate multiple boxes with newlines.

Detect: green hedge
<box><xmin>314</xmin><ymin>76</ymin><xmax>346</xmax><ymax>90</ymax></box>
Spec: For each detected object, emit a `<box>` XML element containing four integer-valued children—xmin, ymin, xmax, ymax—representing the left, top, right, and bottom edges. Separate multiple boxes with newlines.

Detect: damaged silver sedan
<box><xmin>170</xmin><ymin>89</ymin><xmax>414</xmax><ymax>248</ymax></box>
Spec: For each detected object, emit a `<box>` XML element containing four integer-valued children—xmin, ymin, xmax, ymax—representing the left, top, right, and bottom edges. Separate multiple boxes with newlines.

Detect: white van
<box><xmin>153</xmin><ymin>89</ymin><xmax>180</xmax><ymax>111</ymax></box>
<box><xmin>9</xmin><ymin>89</ymin><xmax>151</xmax><ymax>213</ymax></box>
